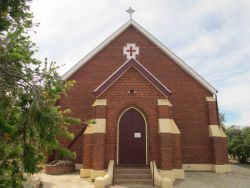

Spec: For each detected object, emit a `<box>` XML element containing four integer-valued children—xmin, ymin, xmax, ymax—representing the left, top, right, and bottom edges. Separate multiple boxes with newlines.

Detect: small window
<box><xmin>128</xmin><ymin>89</ymin><xmax>136</xmax><ymax>94</ymax></box>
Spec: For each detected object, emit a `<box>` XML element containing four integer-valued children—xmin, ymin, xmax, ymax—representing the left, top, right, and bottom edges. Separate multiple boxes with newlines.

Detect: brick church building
<box><xmin>60</xmin><ymin>19</ymin><xmax>231</xmax><ymax>185</ymax></box>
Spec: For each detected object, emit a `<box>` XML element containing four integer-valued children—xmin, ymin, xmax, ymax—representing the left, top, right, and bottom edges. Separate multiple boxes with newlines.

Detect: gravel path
<box><xmin>27</xmin><ymin>164</ymin><xmax>250</xmax><ymax>188</ymax></box>
<box><xmin>175</xmin><ymin>165</ymin><xmax>250</xmax><ymax>188</ymax></box>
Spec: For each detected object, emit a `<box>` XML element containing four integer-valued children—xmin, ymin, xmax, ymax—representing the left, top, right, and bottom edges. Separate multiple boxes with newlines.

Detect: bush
<box><xmin>226</xmin><ymin>126</ymin><xmax>250</xmax><ymax>163</ymax></box>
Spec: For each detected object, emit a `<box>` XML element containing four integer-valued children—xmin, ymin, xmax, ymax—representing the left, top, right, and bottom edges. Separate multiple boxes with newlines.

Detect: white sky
<box><xmin>30</xmin><ymin>0</ymin><xmax>250</xmax><ymax>126</ymax></box>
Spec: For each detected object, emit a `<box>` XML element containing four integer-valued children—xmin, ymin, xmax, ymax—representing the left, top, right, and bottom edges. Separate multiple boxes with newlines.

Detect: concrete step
<box><xmin>114</xmin><ymin>178</ymin><xmax>153</xmax><ymax>185</ymax></box>
<box><xmin>114</xmin><ymin>173</ymin><xmax>152</xmax><ymax>179</ymax></box>
<box><xmin>114</xmin><ymin>168</ymin><xmax>151</xmax><ymax>174</ymax></box>
<box><xmin>108</xmin><ymin>184</ymin><xmax>156</xmax><ymax>188</ymax></box>
<box><xmin>113</xmin><ymin>165</ymin><xmax>153</xmax><ymax>186</ymax></box>
<box><xmin>115</xmin><ymin>165</ymin><xmax>150</xmax><ymax>169</ymax></box>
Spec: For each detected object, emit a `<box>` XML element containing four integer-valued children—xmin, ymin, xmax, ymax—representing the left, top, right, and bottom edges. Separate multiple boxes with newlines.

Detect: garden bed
<box><xmin>44</xmin><ymin>160</ymin><xmax>75</xmax><ymax>175</ymax></box>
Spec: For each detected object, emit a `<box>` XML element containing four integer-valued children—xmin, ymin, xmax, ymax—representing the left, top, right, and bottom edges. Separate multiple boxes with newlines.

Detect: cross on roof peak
<box><xmin>126</xmin><ymin>7</ymin><xmax>135</xmax><ymax>20</ymax></box>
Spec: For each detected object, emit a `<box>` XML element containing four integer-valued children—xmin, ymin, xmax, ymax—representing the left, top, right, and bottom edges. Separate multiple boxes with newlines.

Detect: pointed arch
<box><xmin>117</xmin><ymin>106</ymin><xmax>148</xmax><ymax>165</ymax></box>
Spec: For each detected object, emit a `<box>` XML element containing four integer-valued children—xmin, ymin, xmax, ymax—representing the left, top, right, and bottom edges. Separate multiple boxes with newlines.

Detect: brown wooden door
<box><xmin>119</xmin><ymin>108</ymin><xmax>146</xmax><ymax>164</ymax></box>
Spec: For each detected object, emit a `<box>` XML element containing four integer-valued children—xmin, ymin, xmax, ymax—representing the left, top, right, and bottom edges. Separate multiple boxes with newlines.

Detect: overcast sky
<box><xmin>30</xmin><ymin>0</ymin><xmax>250</xmax><ymax>127</ymax></box>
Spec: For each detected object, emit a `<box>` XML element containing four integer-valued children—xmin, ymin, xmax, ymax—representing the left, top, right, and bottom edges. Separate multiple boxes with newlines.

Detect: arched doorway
<box><xmin>118</xmin><ymin>107</ymin><xmax>146</xmax><ymax>164</ymax></box>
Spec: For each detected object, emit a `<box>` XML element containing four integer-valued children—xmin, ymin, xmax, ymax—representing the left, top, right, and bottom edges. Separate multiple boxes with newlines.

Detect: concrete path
<box><xmin>27</xmin><ymin>164</ymin><xmax>250</xmax><ymax>188</ymax></box>
<box><xmin>26</xmin><ymin>171</ymin><xmax>94</xmax><ymax>188</ymax></box>
<box><xmin>109</xmin><ymin>186</ymin><xmax>155</xmax><ymax>188</ymax></box>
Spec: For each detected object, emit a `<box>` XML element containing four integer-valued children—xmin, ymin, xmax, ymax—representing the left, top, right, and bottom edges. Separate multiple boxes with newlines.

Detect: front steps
<box><xmin>113</xmin><ymin>165</ymin><xmax>154</xmax><ymax>187</ymax></box>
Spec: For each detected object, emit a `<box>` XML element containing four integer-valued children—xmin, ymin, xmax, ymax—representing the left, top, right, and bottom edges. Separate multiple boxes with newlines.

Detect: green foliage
<box><xmin>226</xmin><ymin>126</ymin><xmax>250</xmax><ymax>163</ymax></box>
<box><xmin>0</xmin><ymin>0</ymin><xmax>34</xmax><ymax>33</ymax></box>
<box><xmin>0</xmin><ymin>0</ymin><xmax>80</xmax><ymax>187</ymax></box>
<box><xmin>86</xmin><ymin>118</ymin><xmax>96</xmax><ymax>125</ymax></box>
<box><xmin>219</xmin><ymin>112</ymin><xmax>226</xmax><ymax>131</ymax></box>
<box><xmin>219</xmin><ymin>112</ymin><xmax>225</xmax><ymax>125</ymax></box>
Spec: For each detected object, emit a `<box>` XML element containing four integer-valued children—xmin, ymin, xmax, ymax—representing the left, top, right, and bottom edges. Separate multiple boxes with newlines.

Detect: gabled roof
<box><xmin>62</xmin><ymin>19</ymin><xmax>217</xmax><ymax>94</ymax></box>
<box><xmin>93</xmin><ymin>58</ymin><xmax>171</xmax><ymax>98</ymax></box>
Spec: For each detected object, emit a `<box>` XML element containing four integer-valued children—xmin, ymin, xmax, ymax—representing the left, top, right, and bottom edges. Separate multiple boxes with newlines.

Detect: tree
<box><xmin>0</xmin><ymin>1</ymin><xmax>80</xmax><ymax>187</ymax></box>
<box><xmin>219</xmin><ymin>112</ymin><xmax>226</xmax><ymax>131</ymax></box>
<box><xmin>226</xmin><ymin>126</ymin><xmax>250</xmax><ymax>163</ymax></box>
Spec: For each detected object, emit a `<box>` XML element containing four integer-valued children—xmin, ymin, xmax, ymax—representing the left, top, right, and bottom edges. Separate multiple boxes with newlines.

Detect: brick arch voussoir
<box><xmin>114</xmin><ymin>100</ymin><xmax>154</xmax><ymax>126</ymax></box>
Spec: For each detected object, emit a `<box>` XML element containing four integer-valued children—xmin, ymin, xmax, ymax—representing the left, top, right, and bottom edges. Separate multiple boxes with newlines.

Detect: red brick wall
<box><xmin>100</xmin><ymin>67</ymin><xmax>164</xmax><ymax>167</ymax></box>
<box><xmin>159</xmin><ymin>133</ymin><xmax>182</xmax><ymax>170</ymax></box>
<box><xmin>210</xmin><ymin>137</ymin><xmax>229</xmax><ymax>164</ymax></box>
<box><xmin>172</xmin><ymin>134</ymin><xmax>183</xmax><ymax>168</ymax></box>
<box><xmin>207</xmin><ymin>101</ymin><xmax>219</xmax><ymax>125</ymax></box>
<box><xmin>160</xmin><ymin>133</ymin><xmax>174</xmax><ymax>170</ymax></box>
<box><xmin>158</xmin><ymin>105</ymin><xmax>173</xmax><ymax>119</ymax></box>
<box><xmin>94</xmin><ymin>106</ymin><xmax>107</xmax><ymax>119</ymax></box>
<box><xmin>60</xmin><ymin>25</ymin><xmax>215</xmax><ymax>164</ymax></box>
<box><xmin>45</xmin><ymin>164</ymin><xmax>75</xmax><ymax>175</ymax></box>
<box><xmin>82</xmin><ymin>134</ymin><xmax>92</xmax><ymax>168</ymax></box>
<box><xmin>92</xmin><ymin>134</ymin><xmax>105</xmax><ymax>170</ymax></box>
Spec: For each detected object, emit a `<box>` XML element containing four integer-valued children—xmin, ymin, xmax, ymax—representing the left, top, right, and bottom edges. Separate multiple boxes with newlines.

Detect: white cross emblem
<box><xmin>123</xmin><ymin>43</ymin><xmax>139</xmax><ymax>60</ymax></box>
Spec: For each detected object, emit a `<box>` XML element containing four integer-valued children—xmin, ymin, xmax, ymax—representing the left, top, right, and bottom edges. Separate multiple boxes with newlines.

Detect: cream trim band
<box><xmin>182</xmin><ymin>164</ymin><xmax>231</xmax><ymax>173</ymax></box>
<box><xmin>214</xmin><ymin>164</ymin><xmax>232</xmax><ymax>173</ymax></box>
<box><xmin>93</xmin><ymin>119</ymin><xmax>106</xmax><ymax>133</ymax></box>
<box><xmin>206</xmin><ymin>96</ymin><xmax>216</xmax><ymax>102</ymax></box>
<box><xmin>209</xmin><ymin>125</ymin><xmax>227</xmax><ymax>137</ymax></box>
<box><xmin>90</xmin><ymin>169</ymin><xmax>106</xmax><ymax>179</ymax></box>
<box><xmin>183</xmin><ymin>164</ymin><xmax>213</xmax><ymax>171</ymax></box>
<box><xmin>159</xmin><ymin>169</ymin><xmax>185</xmax><ymax>181</ymax></box>
<box><xmin>80</xmin><ymin>168</ymin><xmax>91</xmax><ymax>178</ymax></box>
<box><xmin>157</xmin><ymin>99</ymin><xmax>172</xmax><ymax>106</ymax></box>
<box><xmin>92</xmin><ymin>99</ymin><xmax>107</xmax><ymax>106</ymax></box>
<box><xmin>84</xmin><ymin>119</ymin><xmax>106</xmax><ymax>134</ymax></box>
<box><xmin>84</xmin><ymin>125</ymin><xmax>93</xmax><ymax>134</ymax></box>
<box><xmin>159</xmin><ymin>119</ymin><xmax>180</xmax><ymax>134</ymax></box>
